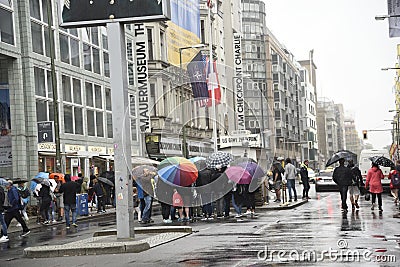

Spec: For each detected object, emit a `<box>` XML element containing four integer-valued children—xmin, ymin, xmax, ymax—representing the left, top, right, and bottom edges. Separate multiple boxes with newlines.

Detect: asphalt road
<box><xmin>1</xmin><ymin>189</ymin><xmax>400</xmax><ymax>266</ymax></box>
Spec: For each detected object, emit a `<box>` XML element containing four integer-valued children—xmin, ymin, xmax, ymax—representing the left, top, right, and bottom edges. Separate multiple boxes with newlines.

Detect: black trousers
<box><xmin>371</xmin><ymin>193</ymin><xmax>382</xmax><ymax>207</ymax></box>
<box><xmin>4</xmin><ymin>210</ymin><xmax>29</xmax><ymax>233</ymax></box>
<box><xmin>339</xmin><ymin>186</ymin><xmax>349</xmax><ymax>210</ymax></box>
<box><xmin>160</xmin><ymin>202</ymin><xmax>171</xmax><ymax>220</ymax></box>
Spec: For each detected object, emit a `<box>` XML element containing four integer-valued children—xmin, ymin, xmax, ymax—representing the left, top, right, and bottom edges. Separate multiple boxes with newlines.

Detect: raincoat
<box><xmin>365</xmin><ymin>166</ymin><xmax>384</xmax><ymax>194</ymax></box>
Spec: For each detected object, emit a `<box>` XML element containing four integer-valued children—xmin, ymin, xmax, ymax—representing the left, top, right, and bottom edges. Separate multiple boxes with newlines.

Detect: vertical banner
<box><xmin>233</xmin><ymin>34</ymin><xmax>245</xmax><ymax>130</ymax></box>
<box><xmin>134</xmin><ymin>23</ymin><xmax>151</xmax><ymax>133</ymax></box>
<box><xmin>388</xmin><ymin>0</ymin><xmax>400</xmax><ymax>37</ymax></box>
<box><xmin>167</xmin><ymin>0</ymin><xmax>201</xmax><ymax>66</ymax></box>
<box><xmin>0</xmin><ymin>84</ymin><xmax>11</xmax><ymax>167</ymax></box>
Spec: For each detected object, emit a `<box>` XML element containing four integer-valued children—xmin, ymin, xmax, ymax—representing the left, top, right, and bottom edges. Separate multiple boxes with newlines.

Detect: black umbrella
<box><xmin>369</xmin><ymin>156</ymin><xmax>395</xmax><ymax>168</ymax></box>
<box><xmin>326</xmin><ymin>150</ymin><xmax>357</xmax><ymax>167</ymax></box>
<box><xmin>12</xmin><ymin>178</ymin><xmax>29</xmax><ymax>184</ymax></box>
<box><xmin>97</xmin><ymin>176</ymin><xmax>114</xmax><ymax>187</ymax></box>
<box><xmin>272</xmin><ymin>161</ymin><xmax>284</xmax><ymax>173</ymax></box>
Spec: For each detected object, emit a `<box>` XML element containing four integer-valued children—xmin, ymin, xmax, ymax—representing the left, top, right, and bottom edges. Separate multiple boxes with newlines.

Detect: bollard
<box><xmin>281</xmin><ymin>181</ymin><xmax>288</xmax><ymax>206</ymax></box>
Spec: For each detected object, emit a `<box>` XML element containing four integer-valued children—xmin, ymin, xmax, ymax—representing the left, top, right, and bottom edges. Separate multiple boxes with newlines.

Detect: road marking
<box><xmin>254</xmin><ymin>224</ymin><xmax>269</xmax><ymax>235</ymax></box>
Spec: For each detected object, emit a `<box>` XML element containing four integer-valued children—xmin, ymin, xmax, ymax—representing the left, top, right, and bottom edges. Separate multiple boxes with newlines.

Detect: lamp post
<box><xmin>179</xmin><ymin>44</ymin><xmax>206</xmax><ymax>158</ymax></box>
<box><xmin>375</xmin><ymin>14</ymin><xmax>400</xmax><ymax>20</ymax></box>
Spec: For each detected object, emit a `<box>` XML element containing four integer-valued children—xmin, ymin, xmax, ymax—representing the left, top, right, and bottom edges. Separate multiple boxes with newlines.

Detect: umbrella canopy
<box><xmin>224</xmin><ymin>166</ymin><xmax>252</xmax><ymax>184</ymax></box>
<box><xmin>35</xmin><ymin>172</ymin><xmax>49</xmax><ymax>179</ymax></box>
<box><xmin>41</xmin><ymin>179</ymin><xmax>50</xmax><ymax>187</ymax></box>
<box><xmin>12</xmin><ymin>178</ymin><xmax>29</xmax><ymax>184</ymax></box>
<box><xmin>325</xmin><ymin>150</ymin><xmax>357</xmax><ymax>167</ymax></box>
<box><xmin>369</xmin><ymin>156</ymin><xmax>395</xmax><ymax>168</ymax></box>
<box><xmin>237</xmin><ymin>162</ymin><xmax>265</xmax><ymax>180</ymax></box>
<box><xmin>206</xmin><ymin>151</ymin><xmax>234</xmax><ymax>169</ymax></box>
<box><xmin>97</xmin><ymin>176</ymin><xmax>114</xmax><ymax>187</ymax></box>
<box><xmin>99</xmin><ymin>171</ymin><xmax>115</xmax><ymax>184</ymax></box>
<box><xmin>49</xmin><ymin>173</ymin><xmax>65</xmax><ymax>183</ymax></box>
<box><xmin>157</xmin><ymin>157</ymin><xmax>198</xmax><ymax>186</ymax></box>
<box><xmin>132</xmin><ymin>165</ymin><xmax>158</xmax><ymax>184</ymax></box>
<box><xmin>132</xmin><ymin>156</ymin><xmax>160</xmax><ymax>166</ymax></box>
<box><xmin>272</xmin><ymin>161</ymin><xmax>285</xmax><ymax>173</ymax></box>
<box><xmin>189</xmin><ymin>156</ymin><xmax>206</xmax><ymax>163</ymax></box>
<box><xmin>0</xmin><ymin>178</ymin><xmax>8</xmax><ymax>186</ymax></box>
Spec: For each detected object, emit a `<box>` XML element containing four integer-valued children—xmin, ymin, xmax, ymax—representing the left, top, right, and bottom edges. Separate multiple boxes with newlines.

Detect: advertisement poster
<box><xmin>0</xmin><ymin>84</ymin><xmax>11</xmax><ymax>167</ymax></box>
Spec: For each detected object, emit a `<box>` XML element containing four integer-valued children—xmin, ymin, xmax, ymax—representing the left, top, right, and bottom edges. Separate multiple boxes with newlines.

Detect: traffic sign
<box><xmin>38</xmin><ymin>121</ymin><xmax>54</xmax><ymax>143</ymax></box>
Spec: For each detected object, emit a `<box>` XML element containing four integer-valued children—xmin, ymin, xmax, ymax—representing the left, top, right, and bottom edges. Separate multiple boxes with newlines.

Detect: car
<box><xmin>315</xmin><ymin>170</ymin><xmax>338</xmax><ymax>192</ymax></box>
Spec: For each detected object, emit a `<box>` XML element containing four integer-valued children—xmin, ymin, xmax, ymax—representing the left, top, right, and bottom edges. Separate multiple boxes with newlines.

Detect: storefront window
<box><xmin>0</xmin><ymin>8</ymin><xmax>14</xmax><ymax>45</ymax></box>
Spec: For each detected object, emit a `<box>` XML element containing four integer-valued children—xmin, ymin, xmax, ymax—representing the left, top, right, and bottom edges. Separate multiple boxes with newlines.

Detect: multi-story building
<box><xmin>317</xmin><ymin>98</ymin><xmax>339</xmax><ymax>164</ymax></box>
<box><xmin>0</xmin><ymin>0</ymin><xmax>236</xmax><ymax>179</ymax></box>
<box><xmin>335</xmin><ymin>103</ymin><xmax>346</xmax><ymax>151</ymax></box>
<box><xmin>344</xmin><ymin>115</ymin><xmax>362</xmax><ymax>159</ymax></box>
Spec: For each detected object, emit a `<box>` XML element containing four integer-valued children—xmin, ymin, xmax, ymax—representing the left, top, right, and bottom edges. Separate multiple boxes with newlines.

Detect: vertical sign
<box><xmin>388</xmin><ymin>0</ymin><xmax>400</xmax><ymax>37</ymax></box>
<box><xmin>37</xmin><ymin>121</ymin><xmax>54</xmax><ymax>143</ymax></box>
<box><xmin>134</xmin><ymin>23</ymin><xmax>151</xmax><ymax>133</ymax></box>
<box><xmin>233</xmin><ymin>33</ymin><xmax>245</xmax><ymax>130</ymax></box>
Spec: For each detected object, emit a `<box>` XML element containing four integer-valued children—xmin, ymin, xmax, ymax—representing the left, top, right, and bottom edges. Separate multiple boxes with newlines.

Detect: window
<box><xmin>73</xmin><ymin>78</ymin><xmax>82</xmax><ymax>104</ymax></box>
<box><xmin>103</xmin><ymin>52</ymin><xmax>110</xmax><ymax>77</ymax></box>
<box><xmin>74</xmin><ymin>107</ymin><xmax>83</xmax><ymax>134</ymax></box>
<box><xmin>96</xmin><ymin>111</ymin><xmax>104</xmax><ymax>137</ymax></box>
<box><xmin>85</xmin><ymin>82</ymin><xmax>94</xmax><ymax>107</ymax></box>
<box><xmin>0</xmin><ymin>6</ymin><xmax>15</xmax><ymax>45</ymax></box>
<box><xmin>64</xmin><ymin>105</ymin><xmax>73</xmax><ymax>134</ymax></box>
<box><xmin>62</xmin><ymin>75</ymin><xmax>72</xmax><ymax>102</ymax></box>
<box><xmin>34</xmin><ymin>67</ymin><xmax>46</xmax><ymax>97</ymax></box>
<box><xmin>32</xmin><ymin>22</ymin><xmax>44</xmax><ymax>55</ymax></box>
<box><xmin>147</xmin><ymin>28</ymin><xmax>153</xmax><ymax>60</ymax></box>
<box><xmin>107</xmin><ymin>113</ymin><xmax>113</xmax><ymax>138</ymax></box>
<box><xmin>83</xmin><ymin>44</ymin><xmax>92</xmax><ymax>71</ymax></box>
<box><xmin>105</xmin><ymin>88</ymin><xmax>112</xmax><ymax>111</ymax></box>
<box><xmin>59</xmin><ymin>33</ymin><xmax>70</xmax><ymax>63</ymax></box>
<box><xmin>87</xmin><ymin>110</ymin><xmax>95</xmax><ymax>136</ymax></box>
<box><xmin>94</xmin><ymin>85</ymin><xmax>102</xmax><ymax>109</ymax></box>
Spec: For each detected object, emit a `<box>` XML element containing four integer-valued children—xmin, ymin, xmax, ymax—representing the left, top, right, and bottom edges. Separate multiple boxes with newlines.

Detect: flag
<box><xmin>77</xmin><ymin>158</ymin><xmax>81</xmax><ymax>173</ymax></box>
<box><xmin>205</xmin><ymin>60</ymin><xmax>221</xmax><ymax>107</ymax></box>
<box><xmin>187</xmin><ymin>51</ymin><xmax>209</xmax><ymax>102</ymax></box>
<box><xmin>207</xmin><ymin>0</ymin><xmax>213</xmax><ymax>8</ymax></box>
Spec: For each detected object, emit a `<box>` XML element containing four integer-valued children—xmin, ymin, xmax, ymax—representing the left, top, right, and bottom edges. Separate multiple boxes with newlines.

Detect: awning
<box><xmin>94</xmin><ymin>155</ymin><xmax>160</xmax><ymax>166</ymax></box>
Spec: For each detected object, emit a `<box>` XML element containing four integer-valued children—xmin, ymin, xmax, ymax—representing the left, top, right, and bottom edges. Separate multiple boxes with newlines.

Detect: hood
<box><xmin>83</xmin><ymin>176</ymin><xmax>90</xmax><ymax>182</ymax></box>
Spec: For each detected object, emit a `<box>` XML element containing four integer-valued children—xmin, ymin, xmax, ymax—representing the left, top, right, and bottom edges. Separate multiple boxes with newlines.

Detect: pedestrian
<box><xmin>348</xmin><ymin>160</ymin><xmax>362</xmax><ymax>210</ymax></box>
<box><xmin>0</xmin><ymin>184</ymin><xmax>9</xmax><ymax>242</ymax></box>
<box><xmin>332</xmin><ymin>158</ymin><xmax>353</xmax><ymax>212</ymax></box>
<box><xmin>140</xmin><ymin>169</ymin><xmax>156</xmax><ymax>224</ymax></box>
<box><xmin>132</xmin><ymin>187</ymin><xmax>141</xmax><ymax>222</ymax></box>
<box><xmin>299</xmin><ymin>160</ymin><xmax>310</xmax><ymax>200</ymax></box>
<box><xmin>92</xmin><ymin>179</ymin><xmax>106</xmax><ymax>213</ymax></box>
<box><xmin>155</xmin><ymin>178</ymin><xmax>172</xmax><ymax>224</ymax></box>
<box><xmin>54</xmin><ymin>178</ymin><xmax>64</xmax><ymax>221</ymax></box>
<box><xmin>197</xmin><ymin>167</ymin><xmax>213</xmax><ymax>220</ymax></box>
<box><xmin>284</xmin><ymin>158</ymin><xmax>297</xmax><ymax>202</ymax></box>
<box><xmin>211</xmin><ymin>166</ymin><xmax>227</xmax><ymax>218</ymax></box>
<box><xmin>389</xmin><ymin>160</ymin><xmax>400</xmax><ymax>205</ymax></box>
<box><xmin>365</xmin><ymin>162</ymin><xmax>384</xmax><ymax>212</ymax></box>
<box><xmin>58</xmin><ymin>174</ymin><xmax>80</xmax><ymax>229</ymax></box>
<box><xmin>272</xmin><ymin>163</ymin><xmax>283</xmax><ymax>202</ymax></box>
<box><xmin>80</xmin><ymin>175</ymin><xmax>90</xmax><ymax>195</ymax></box>
<box><xmin>17</xmin><ymin>181</ymin><xmax>30</xmax><ymax>221</ymax></box>
<box><xmin>172</xmin><ymin>189</ymin><xmax>185</xmax><ymax>221</ymax></box>
<box><xmin>3</xmin><ymin>180</ymin><xmax>30</xmax><ymax>237</ymax></box>
<box><xmin>234</xmin><ymin>183</ymin><xmax>245</xmax><ymax>218</ymax></box>
<box><xmin>39</xmin><ymin>180</ymin><xmax>52</xmax><ymax>225</ymax></box>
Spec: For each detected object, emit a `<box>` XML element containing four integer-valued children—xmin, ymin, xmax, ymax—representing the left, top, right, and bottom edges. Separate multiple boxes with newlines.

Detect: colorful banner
<box><xmin>187</xmin><ymin>51</ymin><xmax>209</xmax><ymax>100</ymax></box>
<box><xmin>167</xmin><ymin>0</ymin><xmax>201</xmax><ymax>66</ymax></box>
<box><xmin>0</xmin><ymin>84</ymin><xmax>11</xmax><ymax>167</ymax></box>
<box><xmin>388</xmin><ymin>0</ymin><xmax>400</xmax><ymax>37</ymax></box>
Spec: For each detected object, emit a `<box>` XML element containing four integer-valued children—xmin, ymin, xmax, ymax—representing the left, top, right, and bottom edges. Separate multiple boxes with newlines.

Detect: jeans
<box><xmin>141</xmin><ymin>195</ymin><xmax>153</xmax><ymax>222</ymax></box>
<box><xmin>0</xmin><ymin>212</ymin><xmax>7</xmax><ymax>236</ymax></box>
<box><xmin>287</xmin><ymin>179</ymin><xmax>297</xmax><ymax>200</ymax></box>
<box><xmin>339</xmin><ymin>186</ymin><xmax>349</xmax><ymax>210</ymax></box>
<box><xmin>64</xmin><ymin>204</ymin><xmax>77</xmax><ymax>226</ymax></box>
<box><xmin>231</xmin><ymin>194</ymin><xmax>242</xmax><ymax>214</ymax></box>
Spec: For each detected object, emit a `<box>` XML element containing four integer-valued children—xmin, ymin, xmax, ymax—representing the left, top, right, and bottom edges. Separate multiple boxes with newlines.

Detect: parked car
<box><xmin>315</xmin><ymin>170</ymin><xmax>338</xmax><ymax>192</ymax></box>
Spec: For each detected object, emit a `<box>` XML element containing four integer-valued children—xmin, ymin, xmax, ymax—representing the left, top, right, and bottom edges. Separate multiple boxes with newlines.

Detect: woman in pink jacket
<box><xmin>365</xmin><ymin>162</ymin><xmax>384</xmax><ymax>212</ymax></box>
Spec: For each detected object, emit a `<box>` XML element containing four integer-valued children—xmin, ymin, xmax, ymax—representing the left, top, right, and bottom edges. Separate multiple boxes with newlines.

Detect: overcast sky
<box><xmin>264</xmin><ymin>0</ymin><xmax>398</xmax><ymax>150</ymax></box>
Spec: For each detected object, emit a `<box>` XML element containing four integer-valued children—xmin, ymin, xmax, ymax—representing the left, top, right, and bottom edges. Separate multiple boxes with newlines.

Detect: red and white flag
<box><xmin>207</xmin><ymin>0</ymin><xmax>213</xmax><ymax>8</ymax></box>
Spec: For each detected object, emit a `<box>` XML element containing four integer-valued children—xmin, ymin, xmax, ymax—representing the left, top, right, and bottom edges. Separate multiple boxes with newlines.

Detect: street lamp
<box><xmin>375</xmin><ymin>14</ymin><xmax>400</xmax><ymax>20</ymax></box>
<box><xmin>179</xmin><ymin>44</ymin><xmax>206</xmax><ymax>158</ymax></box>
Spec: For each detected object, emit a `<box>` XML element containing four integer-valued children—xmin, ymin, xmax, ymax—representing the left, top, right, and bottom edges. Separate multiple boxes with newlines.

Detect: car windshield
<box><xmin>318</xmin><ymin>172</ymin><xmax>333</xmax><ymax>177</ymax></box>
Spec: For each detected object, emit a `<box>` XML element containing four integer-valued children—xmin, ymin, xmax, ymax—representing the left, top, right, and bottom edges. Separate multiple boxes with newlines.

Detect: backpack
<box><xmin>19</xmin><ymin>187</ymin><xmax>30</xmax><ymax>199</ymax></box>
<box><xmin>391</xmin><ymin>171</ymin><xmax>400</xmax><ymax>187</ymax></box>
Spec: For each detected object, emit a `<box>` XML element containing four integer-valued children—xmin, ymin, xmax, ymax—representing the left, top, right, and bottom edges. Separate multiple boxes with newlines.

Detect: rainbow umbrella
<box><xmin>158</xmin><ymin>157</ymin><xmax>198</xmax><ymax>186</ymax></box>
<box><xmin>224</xmin><ymin>166</ymin><xmax>252</xmax><ymax>184</ymax></box>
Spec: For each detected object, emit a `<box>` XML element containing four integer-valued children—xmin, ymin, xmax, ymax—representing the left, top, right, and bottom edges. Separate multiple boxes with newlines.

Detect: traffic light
<box><xmin>362</xmin><ymin>130</ymin><xmax>368</xmax><ymax>140</ymax></box>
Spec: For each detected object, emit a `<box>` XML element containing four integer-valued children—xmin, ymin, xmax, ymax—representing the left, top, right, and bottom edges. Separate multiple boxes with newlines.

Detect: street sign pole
<box><xmin>107</xmin><ymin>22</ymin><xmax>134</xmax><ymax>239</ymax></box>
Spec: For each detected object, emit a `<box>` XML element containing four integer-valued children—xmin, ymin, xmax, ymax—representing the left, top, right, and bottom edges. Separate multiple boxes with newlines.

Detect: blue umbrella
<box><xmin>35</xmin><ymin>172</ymin><xmax>49</xmax><ymax>179</ymax></box>
<box><xmin>189</xmin><ymin>156</ymin><xmax>206</xmax><ymax>163</ymax></box>
<box><xmin>0</xmin><ymin>178</ymin><xmax>9</xmax><ymax>186</ymax></box>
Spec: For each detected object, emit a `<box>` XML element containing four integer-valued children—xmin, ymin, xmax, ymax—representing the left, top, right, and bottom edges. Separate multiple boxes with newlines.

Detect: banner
<box><xmin>167</xmin><ymin>0</ymin><xmax>201</xmax><ymax>66</ymax></box>
<box><xmin>59</xmin><ymin>0</ymin><xmax>171</xmax><ymax>28</ymax></box>
<box><xmin>134</xmin><ymin>23</ymin><xmax>151</xmax><ymax>133</ymax></box>
<box><xmin>233</xmin><ymin>33</ymin><xmax>245</xmax><ymax>129</ymax></box>
<box><xmin>388</xmin><ymin>0</ymin><xmax>400</xmax><ymax>37</ymax></box>
<box><xmin>0</xmin><ymin>84</ymin><xmax>11</xmax><ymax>167</ymax></box>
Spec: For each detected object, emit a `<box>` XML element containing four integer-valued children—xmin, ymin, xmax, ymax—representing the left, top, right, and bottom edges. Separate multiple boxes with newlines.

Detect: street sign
<box><xmin>58</xmin><ymin>0</ymin><xmax>171</xmax><ymax>28</ymax></box>
<box><xmin>37</xmin><ymin>121</ymin><xmax>54</xmax><ymax>143</ymax></box>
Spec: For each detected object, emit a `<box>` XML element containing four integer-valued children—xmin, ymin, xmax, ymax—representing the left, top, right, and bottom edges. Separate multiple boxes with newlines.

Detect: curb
<box><xmin>93</xmin><ymin>226</ymin><xmax>193</xmax><ymax>237</ymax></box>
<box><xmin>257</xmin><ymin>199</ymin><xmax>308</xmax><ymax>210</ymax></box>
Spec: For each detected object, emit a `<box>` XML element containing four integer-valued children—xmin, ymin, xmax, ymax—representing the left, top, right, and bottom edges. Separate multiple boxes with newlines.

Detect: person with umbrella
<box><xmin>299</xmin><ymin>160</ymin><xmax>310</xmax><ymax>200</ymax></box>
<box><xmin>17</xmin><ymin>181</ymin><xmax>30</xmax><ymax>222</ymax></box>
<box><xmin>365</xmin><ymin>162</ymin><xmax>384</xmax><ymax>212</ymax></box>
<box><xmin>332</xmin><ymin>158</ymin><xmax>353</xmax><ymax>212</ymax></box>
<box><xmin>38</xmin><ymin>179</ymin><xmax>52</xmax><ymax>225</ymax></box>
<box><xmin>196</xmin><ymin>167</ymin><xmax>214</xmax><ymax>220</ymax></box>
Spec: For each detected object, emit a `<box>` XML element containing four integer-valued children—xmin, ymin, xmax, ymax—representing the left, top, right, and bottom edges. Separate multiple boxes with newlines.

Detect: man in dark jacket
<box><xmin>58</xmin><ymin>174</ymin><xmax>79</xmax><ymax>228</ymax></box>
<box><xmin>299</xmin><ymin>160</ymin><xmax>310</xmax><ymax>200</ymax></box>
<box><xmin>0</xmin><ymin>185</ymin><xmax>9</xmax><ymax>242</ymax></box>
<box><xmin>333</xmin><ymin>158</ymin><xmax>353</xmax><ymax>212</ymax></box>
<box><xmin>3</xmin><ymin>180</ymin><xmax>30</xmax><ymax>237</ymax></box>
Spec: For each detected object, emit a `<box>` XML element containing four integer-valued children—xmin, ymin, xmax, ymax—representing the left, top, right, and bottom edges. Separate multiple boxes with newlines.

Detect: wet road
<box><xmin>1</xmin><ymin>190</ymin><xmax>400</xmax><ymax>266</ymax></box>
